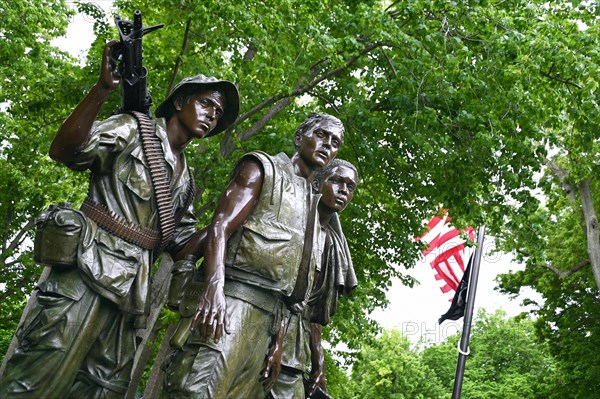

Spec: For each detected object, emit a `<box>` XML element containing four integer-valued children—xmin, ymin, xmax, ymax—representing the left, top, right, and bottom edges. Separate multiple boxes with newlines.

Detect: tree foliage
<box><xmin>347</xmin><ymin>310</ymin><xmax>558</xmax><ymax>398</ymax></box>
<box><xmin>0</xmin><ymin>0</ymin><xmax>92</xmax><ymax>358</ymax></box>
<box><xmin>350</xmin><ymin>329</ymin><xmax>447</xmax><ymax>398</ymax></box>
<box><xmin>490</xmin><ymin>3</ymin><xmax>600</xmax><ymax>395</ymax></box>
<box><xmin>422</xmin><ymin>310</ymin><xmax>559</xmax><ymax>399</ymax></box>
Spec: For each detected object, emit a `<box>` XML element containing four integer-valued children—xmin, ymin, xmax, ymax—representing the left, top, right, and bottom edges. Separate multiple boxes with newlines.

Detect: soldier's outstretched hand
<box><xmin>191</xmin><ymin>282</ymin><xmax>229</xmax><ymax>343</ymax></box>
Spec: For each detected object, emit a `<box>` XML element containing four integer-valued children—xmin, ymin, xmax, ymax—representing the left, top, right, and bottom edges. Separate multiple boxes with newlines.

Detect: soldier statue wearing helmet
<box><xmin>0</xmin><ymin>41</ymin><xmax>239</xmax><ymax>398</ymax></box>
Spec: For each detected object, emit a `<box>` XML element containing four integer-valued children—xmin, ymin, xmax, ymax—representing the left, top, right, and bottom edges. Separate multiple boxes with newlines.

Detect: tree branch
<box><xmin>540</xmin><ymin>70</ymin><xmax>582</xmax><ymax>89</ymax></box>
<box><xmin>542</xmin><ymin>259</ymin><xmax>590</xmax><ymax>279</ymax></box>
<box><xmin>219</xmin><ymin>57</ymin><xmax>323</xmax><ymax>157</ymax></box>
<box><xmin>543</xmin><ymin>157</ymin><xmax>582</xmax><ymax>208</ymax></box>
<box><xmin>311</xmin><ymin>92</ymin><xmax>341</xmax><ymax>114</ymax></box>
<box><xmin>544</xmin><ymin>157</ymin><xmax>590</xmax><ymax>239</ymax></box>
<box><xmin>167</xmin><ymin>17</ymin><xmax>192</xmax><ymax>96</ymax></box>
<box><xmin>219</xmin><ymin>41</ymin><xmax>385</xmax><ymax>158</ymax></box>
<box><xmin>516</xmin><ymin>248</ymin><xmax>590</xmax><ymax>279</ymax></box>
<box><xmin>380</xmin><ymin>48</ymin><xmax>398</xmax><ymax>77</ymax></box>
<box><xmin>578</xmin><ymin>179</ymin><xmax>600</xmax><ymax>290</ymax></box>
<box><xmin>234</xmin><ymin>41</ymin><xmax>385</xmax><ymax>127</ymax></box>
<box><xmin>2</xmin><ymin>203</ymin><xmax>14</xmax><ymax>253</ymax></box>
<box><xmin>242</xmin><ymin>42</ymin><xmax>258</xmax><ymax>61</ymax></box>
<box><xmin>2</xmin><ymin>219</ymin><xmax>35</xmax><ymax>263</ymax></box>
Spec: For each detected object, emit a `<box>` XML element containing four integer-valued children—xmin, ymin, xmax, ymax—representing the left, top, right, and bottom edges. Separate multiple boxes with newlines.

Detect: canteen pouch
<box><xmin>169</xmin><ymin>280</ymin><xmax>205</xmax><ymax>348</ymax></box>
<box><xmin>34</xmin><ymin>202</ymin><xmax>86</xmax><ymax>269</ymax></box>
<box><xmin>179</xmin><ymin>280</ymin><xmax>205</xmax><ymax>318</ymax></box>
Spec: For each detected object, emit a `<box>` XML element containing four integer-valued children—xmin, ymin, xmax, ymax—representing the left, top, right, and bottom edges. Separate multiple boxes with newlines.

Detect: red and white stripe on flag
<box><xmin>416</xmin><ymin>210</ymin><xmax>475</xmax><ymax>302</ymax></box>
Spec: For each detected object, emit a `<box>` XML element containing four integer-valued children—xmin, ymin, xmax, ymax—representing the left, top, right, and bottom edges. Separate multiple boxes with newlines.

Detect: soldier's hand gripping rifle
<box><xmin>112</xmin><ymin>10</ymin><xmax>164</xmax><ymax>117</ymax></box>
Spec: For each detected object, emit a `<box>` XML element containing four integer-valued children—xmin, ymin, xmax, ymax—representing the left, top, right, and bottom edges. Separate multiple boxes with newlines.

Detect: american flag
<box><xmin>416</xmin><ymin>210</ymin><xmax>475</xmax><ymax>302</ymax></box>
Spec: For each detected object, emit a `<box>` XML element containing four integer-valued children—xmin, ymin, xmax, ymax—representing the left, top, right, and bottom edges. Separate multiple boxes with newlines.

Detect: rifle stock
<box><xmin>114</xmin><ymin>10</ymin><xmax>164</xmax><ymax>117</ymax></box>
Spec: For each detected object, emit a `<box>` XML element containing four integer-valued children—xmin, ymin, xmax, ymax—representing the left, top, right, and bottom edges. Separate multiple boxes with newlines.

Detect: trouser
<box><xmin>0</xmin><ymin>275</ymin><xmax>137</xmax><ymax>399</ymax></box>
<box><xmin>267</xmin><ymin>367</ymin><xmax>305</xmax><ymax>399</ymax></box>
<box><xmin>268</xmin><ymin>311</ymin><xmax>310</xmax><ymax>399</ymax></box>
<box><xmin>162</xmin><ymin>295</ymin><xmax>273</xmax><ymax>399</ymax></box>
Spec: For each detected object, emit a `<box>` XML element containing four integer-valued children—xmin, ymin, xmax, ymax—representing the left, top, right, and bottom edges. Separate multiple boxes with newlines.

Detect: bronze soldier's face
<box><xmin>319</xmin><ymin>165</ymin><xmax>357</xmax><ymax>214</ymax></box>
<box><xmin>295</xmin><ymin>119</ymin><xmax>344</xmax><ymax>168</ymax></box>
<box><xmin>177</xmin><ymin>90</ymin><xmax>226</xmax><ymax>138</ymax></box>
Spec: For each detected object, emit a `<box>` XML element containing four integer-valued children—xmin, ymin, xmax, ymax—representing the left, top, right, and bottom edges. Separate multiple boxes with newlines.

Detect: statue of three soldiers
<box><xmin>0</xmin><ymin>39</ymin><xmax>360</xmax><ymax>399</ymax></box>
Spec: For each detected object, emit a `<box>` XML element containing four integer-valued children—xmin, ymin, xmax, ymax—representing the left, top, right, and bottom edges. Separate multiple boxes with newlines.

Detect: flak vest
<box><xmin>224</xmin><ymin>151</ymin><xmax>322</xmax><ymax>302</ymax></box>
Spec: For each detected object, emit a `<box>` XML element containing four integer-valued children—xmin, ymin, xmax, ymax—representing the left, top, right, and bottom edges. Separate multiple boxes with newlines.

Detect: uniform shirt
<box><xmin>47</xmin><ymin>113</ymin><xmax>197</xmax><ymax>315</ymax></box>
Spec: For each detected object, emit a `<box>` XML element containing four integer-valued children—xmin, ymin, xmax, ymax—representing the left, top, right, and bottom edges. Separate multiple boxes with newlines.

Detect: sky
<box><xmin>371</xmin><ymin>235</ymin><xmax>540</xmax><ymax>345</ymax></box>
<box><xmin>52</xmin><ymin>1</ymin><xmax>115</xmax><ymax>60</ymax></box>
<box><xmin>52</xmin><ymin>1</ymin><xmax>541</xmax><ymax>346</ymax></box>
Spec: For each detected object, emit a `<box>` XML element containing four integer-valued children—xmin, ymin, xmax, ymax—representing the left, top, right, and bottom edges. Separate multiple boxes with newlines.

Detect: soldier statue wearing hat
<box><xmin>0</xmin><ymin>41</ymin><xmax>239</xmax><ymax>398</ymax></box>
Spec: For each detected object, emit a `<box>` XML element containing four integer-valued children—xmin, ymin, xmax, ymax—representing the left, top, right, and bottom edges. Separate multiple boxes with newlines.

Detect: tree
<box><xmin>0</xmin><ymin>0</ymin><xmax>96</xmax><ymax>363</ymax></box>
<box><xmin>491</xmin><ymin>4</ymin><xmax>600</xmax><ymax>396</ymax></box>
<box><xmin>422</xmin><ymin>309</ymin><xmax>559</xmax><ymax>399</ymax></box>
<box><xmin>350</xmin><ymin>329</ymin><xmax>447</xmax><ymax>398</ymax></box>
<box><xmin>347</xmin><ymin>310</ymin><xmax>559</xmax><ymax>398</ymax></box>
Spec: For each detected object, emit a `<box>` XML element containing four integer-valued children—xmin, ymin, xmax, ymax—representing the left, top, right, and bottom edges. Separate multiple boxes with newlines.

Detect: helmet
<box><xmin>155</xmin><ymin>74</ymin><xmax>240</xmax><ymax>136</ymax></box>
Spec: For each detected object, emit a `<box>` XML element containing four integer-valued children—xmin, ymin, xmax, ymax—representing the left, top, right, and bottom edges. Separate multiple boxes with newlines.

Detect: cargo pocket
<box><xmin>17</xmin><ymin>290</ymin><xmax>78</xmax><ymax>351</ymax></box>
<box><xmin>118</xmin><ymin>147</ymin><xmax>152</xmax><ymax>202</ymax></box>
<box><xmin>79</xmin><ymin>230</ymin><xmax>142</xmax><ymax>298</ymax></box>
<box><xmin>33</xmin><ymin>203</ymin><xmax>86</xmax><ymax>269</ymax></box>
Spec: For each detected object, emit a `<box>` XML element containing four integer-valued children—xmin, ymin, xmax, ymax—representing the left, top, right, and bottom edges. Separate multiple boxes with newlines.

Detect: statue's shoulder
<box><xmin>242</xmin><ymin>150</ymin><xmax>279</xmax><ymax>164</ymax></box>
<box><xmin>92</xmin><ymin>113</ymin><xmax>140</xmax><ymax>143</ymax></box>
<box><xmin>238</xmin><ymin>151</ymin><xmax>291</xmax><ymax>178</ymax></box>
<box><xmin>96</xmin><ymin>112</ymin><xmax>138</xmax><ymax>129</ymax></box>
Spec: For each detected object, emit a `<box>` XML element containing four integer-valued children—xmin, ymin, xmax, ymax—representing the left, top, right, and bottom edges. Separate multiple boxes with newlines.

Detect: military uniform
<box><xmin>163</xmin><ymin>151</ymin><xmax>323</xmax><ymax>399</ymax></box>
<box><xmin>0</xmin><ymin>114</ymin><xmax>197</xmax><ymax>398</ymax></box>
<box><xmin>269</xmin><ymin>216</ymin><xmax>357</xmax><ymax>399</ymax></box>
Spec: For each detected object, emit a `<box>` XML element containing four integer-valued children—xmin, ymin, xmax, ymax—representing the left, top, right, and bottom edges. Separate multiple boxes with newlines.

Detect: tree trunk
<box><xmin>578</xmin><ymin>179</ymin><xmax>600</xmax><ymax>290</ymax></box>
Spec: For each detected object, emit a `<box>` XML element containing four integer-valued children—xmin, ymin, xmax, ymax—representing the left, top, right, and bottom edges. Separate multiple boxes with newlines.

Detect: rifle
<box><xmin>113</xmin><ymin>10</ymin><xmax>164</xmax><ymax>117</ymax></box>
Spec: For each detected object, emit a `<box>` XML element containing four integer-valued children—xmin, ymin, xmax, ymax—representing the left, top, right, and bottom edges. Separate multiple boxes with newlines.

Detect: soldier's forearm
<box><xmin>173</xmin><ymin>226</ymin><xmax>208</xmax><ymax>261</ymax></box>
<box><xmin>310</xmin><ymin>322</ymin><xmax>324</xmax><ymax>366</ymax></box>
<box><xmin>50</xmin><ymin>83</ymin><xmax>114</xmax><ymax>164</ymax></box>
<box><xmin>203</xmin><ymin>227</ymin><xmax>226</xmax><ymax>287</ymax></box>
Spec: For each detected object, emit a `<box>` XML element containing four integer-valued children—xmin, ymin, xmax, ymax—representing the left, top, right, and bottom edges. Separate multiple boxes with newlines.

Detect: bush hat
<box><xmin>155</xmin><ymin>74</ymin><xmax>240</xmax><ymax>136</ymax></box>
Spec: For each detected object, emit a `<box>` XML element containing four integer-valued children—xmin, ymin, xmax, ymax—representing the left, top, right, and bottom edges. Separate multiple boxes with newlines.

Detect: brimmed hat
<box><xmin>155</xmin><ymin>74</ymin><xmax>240</xmax><ymax>136</ymax></box>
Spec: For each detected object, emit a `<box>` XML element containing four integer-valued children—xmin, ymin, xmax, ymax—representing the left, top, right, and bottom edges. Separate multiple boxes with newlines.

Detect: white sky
<box><xmin>371</xmin><ymin>235</ymin><xmax>540</xmax><ymax>344</ymax></box>
<box><xmin>52</xmin><ymin>1</ymin><xmax>115</xmax><ymax>60</ymax></box>
<box><xmin>52</xmin><ymin>1</ymin><xmax>540</xmax><ymax>345</ymax></box>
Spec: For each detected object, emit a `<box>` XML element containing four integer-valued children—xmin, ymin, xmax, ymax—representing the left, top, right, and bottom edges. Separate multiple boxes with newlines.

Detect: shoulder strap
<box><xmin>289</xmin><ymin>187</ymin><xmax>321</xmax><ymax>305</ymax></box>
<box><xmin>174</xmin><ymin>167</ymin><xmax>196</xmax><ymax>226</ymax></box>
<box><xmin>129</xmin><ymin>111</ymin><xmax>175</xmax><ymax>249</ymax></box>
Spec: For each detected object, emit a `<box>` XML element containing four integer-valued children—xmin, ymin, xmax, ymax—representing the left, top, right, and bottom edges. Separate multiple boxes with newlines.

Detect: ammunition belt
<box><xmin>129</xmin><ymin>111</ymin><xmax>176</xmax><ymax>249</ymax></box>
<box><xmin>81</xmin><ymin>197</ymin><xmax>160</xmax><ymax>250</ymax></box>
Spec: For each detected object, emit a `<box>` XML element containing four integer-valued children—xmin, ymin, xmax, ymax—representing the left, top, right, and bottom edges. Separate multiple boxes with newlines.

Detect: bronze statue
<box><xmin>0</xmin><ymin>41</ymin><xmax>239</xmax><ymax>398</ymax></box>
<box><xmin>162</xmin><ymin>113</ymin><xmax>345</xmax><ymax>398</ymax></box>
<box><xmin>269</xmin><ymin>159</ymin><xmax>359</xmax><ymax>399</ymax></box>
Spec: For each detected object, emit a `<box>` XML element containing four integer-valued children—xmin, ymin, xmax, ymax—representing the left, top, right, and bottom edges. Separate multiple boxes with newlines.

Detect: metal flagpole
<box><xmin>451</xmin><ymin>225</ymin><xmax>486</xmax><ymax>399</ymax></box>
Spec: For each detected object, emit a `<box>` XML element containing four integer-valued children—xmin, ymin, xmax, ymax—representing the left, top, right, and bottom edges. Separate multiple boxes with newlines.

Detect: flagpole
<box><xmin>451</xmin><ymin>225</ymin><xmax>485</xmax><ymax>399</ymax></box>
